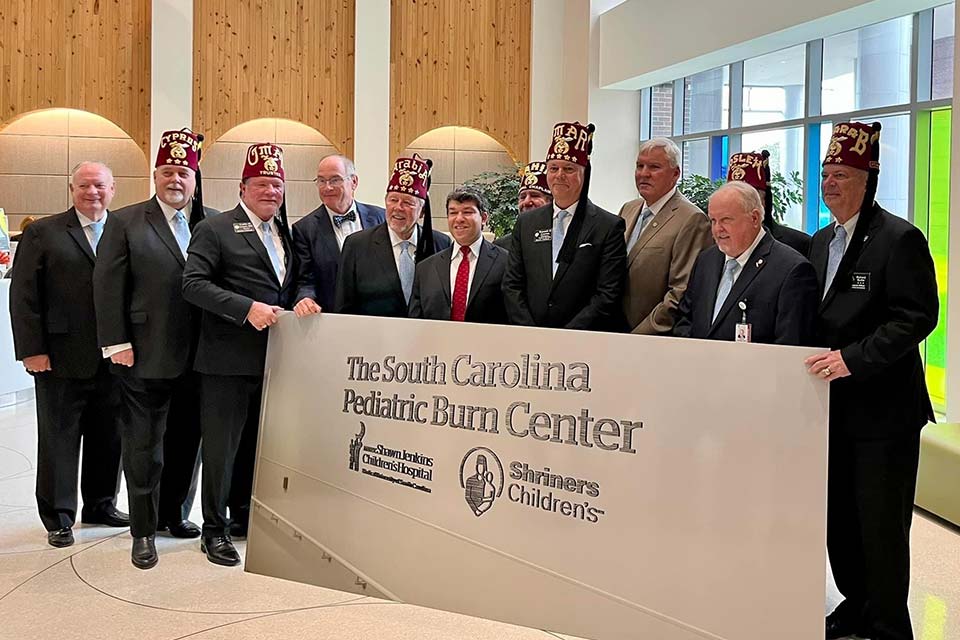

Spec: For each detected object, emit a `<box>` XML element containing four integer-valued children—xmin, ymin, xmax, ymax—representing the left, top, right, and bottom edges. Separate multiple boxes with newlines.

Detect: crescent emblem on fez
<box><xmin>554</xmin><ymin>138</ymin><xmax>570</xmax><ymax>155</ymax></box>
<box><xmin>731</xmin><ymin>167</ymin><xmax>745</xmax><ymax>181</ymax></box>
<box><xmin>524</xmin><ymin>173</ymin><xmax>538</xmax><ymax>186</ymax></box>
<box><xmin>399</xmin><ymin>172</ymin><xmax>415</xmax><ymax>187</ymax></box>
<box><xmin>264</xmin><ymin>158</ymin><xmax>279</xmax><ymax>172</ymax></box>
<box><xmin>828</xmin><ymin>140</ymin><xmax>843</xmax><ymax>157</ymax></box>
<box><xmin>170</xmin><ymin>142</ymin><xmax>187</xmax><ymax>159</ymax></box>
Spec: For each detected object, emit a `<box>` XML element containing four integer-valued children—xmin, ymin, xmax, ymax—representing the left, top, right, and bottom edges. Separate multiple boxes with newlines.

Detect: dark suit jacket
<box><xmin>334</xmin><ymin>223</ymin><xmax>452</xmax><ymax>317</ymax></box>
<box><xmin>673</xmin><ymin>232</ymin><xmax>818</xmax><ymax>345</ymax></box>
<box><xmin>493</xmin><ymin>234</ymin><xmax>513</xmax><ymax>251</ymax></box>
<box><xmin>767</xmin><ymin>218</ymin><xmax>812</xmax><ymax>257</ymax></box>
<box><xmin>292</xmin><ymin>202</ymin><xmax>385</xmax><ymax>312</ymax></box>
<box><xmin>93</xmin><ymin>197</ymin><xmax>219</xmax><ymax>379</ymax></box>
<box><xmin>182</xmin><ymin>205</ymin><xmax>297</xmax><ymax>377</ymax></box>
<box><xmin>9</xmin><ymin>209</ymin><xmax>103</xmax><ymax>378</ymax></box>
<box><xmin>501</xmin><ymin>200</ymin><xmax>626</xmax><ymax>331</ymax></box>
<box><xmin>811</xmin><ymin>203</ymin><xmax>938</xmax><ymax>440</ymax></box>
<box><xmin>409</xmin><ymin>239</ymin><xmax>508</xmax><ymax>323</ymax></box>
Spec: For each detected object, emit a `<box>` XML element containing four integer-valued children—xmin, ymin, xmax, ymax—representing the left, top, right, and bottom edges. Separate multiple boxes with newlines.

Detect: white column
<box><xmin>151</xmin><ymin>0</ymin><xmax>194</xmax><ymax>192</ymax></box>
<box><xmin>945</xmin><ymin>5</ymin><xmax>960</xmax><ymax>421</ymax></box>
<box><xmin>354</xmin><ymin>0</ymin><xmax>391</xmax><ymax>203</ymax></box>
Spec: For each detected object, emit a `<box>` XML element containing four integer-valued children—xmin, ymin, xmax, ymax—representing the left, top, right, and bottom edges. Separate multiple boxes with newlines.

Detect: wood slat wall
<box><xmin>194</xmin><ymin>0</ymin><xmax>355</xmax><ymax>155</ymax></box>
<box><xmin>390</xmin><ymin>0</ymin><xmax>531</xmax><ymax>163</ymax></box>
<box><xmin>0</xmin><ymin>0</ymin><xmax>151</xmax><ymax>153</ymax></box>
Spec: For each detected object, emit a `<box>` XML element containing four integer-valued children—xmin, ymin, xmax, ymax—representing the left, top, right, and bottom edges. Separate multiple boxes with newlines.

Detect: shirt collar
<box><xmin>728</xmin><ymin>226</ymin><xmax>766</xmax><ymax>268</ymax></box>
<box><xmin>452</xmin><ymin>234</ymin><xmax>484</xmax><ymax>262</ymax></box>
<box><xmin>641</xmin><ymin>186</ymin><xmax>677</xmax><ymax>216</ymax></box>
<box><xmin>553</xmin><ymin>201</ymin><xmax>579</xmax><ymax>219</ymax></box>
<box><xmin>156</xmin><ymin>196</ymin><xmax>192</xmax><ymax>222</ymax></box>
<box><xmin>327</xmin><ymin>201</ymin><xmax>357</xmax><ymax>222</ymax></box>
<box><xmin>239</xmin><ymin>200</ymin><xmax>274</xmax><ymax>230</ymax></box>
<box><xmin>388</xmin><ymin>224</ymin><xmax>419</xmax><ymax>248</ymax></box>
<box><xmin>836</xmin><ymin>212</ymin><xmax>859</xmax><ymax>239</ymax></box>
<box><xmin>76</xmin><ymin>210</ymin><xmax>108</xmax><ymax>228</ymax></box>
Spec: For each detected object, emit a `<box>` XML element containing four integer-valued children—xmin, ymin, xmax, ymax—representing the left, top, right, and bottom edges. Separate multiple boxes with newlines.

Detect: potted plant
<box><xmin>462</xmin><ymin>166</ymin><xmax>522</xmax><ymax>238</ymax></box>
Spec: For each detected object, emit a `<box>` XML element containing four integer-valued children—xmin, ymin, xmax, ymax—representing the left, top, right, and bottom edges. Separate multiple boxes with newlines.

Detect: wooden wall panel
<box><xmin>194</xmin><ymin>0</ymin><xmax>355</xmax><ymax>155</ymax></box>
<box><xmin>0</xmin><ymin>0</ymin><xmax>152</xmax><ymax>153</ymax></box>
<box><xmin>390</xmin><ymin>0</ymin><xmax>531</xmax><ymax>163</ymax></box>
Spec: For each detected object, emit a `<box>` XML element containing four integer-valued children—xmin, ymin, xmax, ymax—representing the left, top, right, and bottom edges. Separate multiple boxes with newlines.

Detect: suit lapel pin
<box><xmin>755</xmin><ymin>258</ymin><xmax>764</xmax><ymax>268</ymax></box>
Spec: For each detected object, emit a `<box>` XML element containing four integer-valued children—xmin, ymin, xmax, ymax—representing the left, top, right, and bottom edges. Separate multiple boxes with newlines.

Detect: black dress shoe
<box><xmin>47</xmin><ymin>527</ymin><xmax>74</xmax><ymax>548</ymax></box>
<box><xmin>201</xmin><ymin>535</ymin><xmax>241</xmax><ymax>566</ymax></box>
<box><xmin>228</xmin><ymin>521</ymin><xmax>248</xmax><ymax>539</ymax></box>
<box><xmin>826</xmin><ymin>612</ymin><xmax>861</xmax><ymax>640</ymax></box>
<box><xmin>131</xmin><ymin>535</ymin><xmax>158</xmax><ymax>570</ymax></box>
<box><xmin>162</xmin><ymin>519</ymin><xmax>201</xmax><ymax>538</ymax></box>
<box><xmin>81</xmin><ymin>506</ymin><xmax>130</xmax><ymax>528</ymax></box>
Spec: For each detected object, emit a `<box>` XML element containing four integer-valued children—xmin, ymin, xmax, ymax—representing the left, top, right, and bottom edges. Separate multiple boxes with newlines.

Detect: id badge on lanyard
<box><xmin>735</xmin><ymin>300</ymin><xmax>751</xmax><ymax>343</ymax></box>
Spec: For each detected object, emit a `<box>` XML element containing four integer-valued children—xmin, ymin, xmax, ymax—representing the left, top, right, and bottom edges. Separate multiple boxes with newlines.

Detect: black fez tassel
<box><xmin>761</xmin><ymin>149</ymin><xmax>774</xmax><ymax>225</ymax></box>
<box><xmin>191</xmin><ymin>131</ymin><xmax>206</xmax><ymax>229</ymax></box>
<box><xmin>860</xmin><ymin>121</ymin><xmax>883</xmax><ymax>217</ymax></box>
<box><xmin>416</xmin><ymin>158</ymin><xmax>437</xmax><ymax>263</ymax></box>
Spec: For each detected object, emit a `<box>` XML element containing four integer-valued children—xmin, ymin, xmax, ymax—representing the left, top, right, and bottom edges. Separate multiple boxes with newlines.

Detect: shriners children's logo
<box><xmin>459</xmin><ymin>447</ymin><xmax>504</xmax><ymax>517</ymax></box>
<box><xmin>348</xmin><ymin>422</ymin><xmax>365</xmax><ymax>472</ymax></box>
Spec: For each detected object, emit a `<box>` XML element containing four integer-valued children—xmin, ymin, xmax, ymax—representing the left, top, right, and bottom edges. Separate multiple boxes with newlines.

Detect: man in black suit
<box><xmin>291</xmin><ymin>155</ymin><xmax>385</xmax><ymax>317</ymax></box>
<box><xmin>9</xmin><ymin>161</ymin><xmax>128</xmax><ymax>548</ymax></box>
<box><xmin>673</xmin><ymin>181</ymin><xmax>817</xmax><ymax>344</ymax></box>
<box><xmin>410</xmin><ymin>188</ymin><xmax>508</xmax><ymax>323</ymax></box>
<box><xmin>94</xmin><ymin>130</ymin><xmax>218</xmax><ymax>569</ymax></box>
<box><xmin>335</xmin><ymin>153</ymin><xmax>451</xmax><ymax>317</ymax></box>
<box><xmin>182</xmin><ymin>143</ymin><xmax>297</xmax><ymax>566</ymax></box>
<box><xmin>727</xmin><ymin>150</ymin><xmax>811</xmax><ymax>256</ymax></box>
<box><xmin>493</xmin><ymin>161</ymin><xmax>552</xmax><ymax>251</ymax></box>
<box><xmin>502</xmin><ymin>121</ymin><xmax>626</xmax><ymax>331</ymax></box>
<box><xmin>805</xmin><ymin>122</ymin><xmax>938</xmax><ymax>640</ymax></box>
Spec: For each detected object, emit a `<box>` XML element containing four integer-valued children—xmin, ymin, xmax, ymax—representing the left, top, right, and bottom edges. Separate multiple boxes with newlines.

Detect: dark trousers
<box><xmin>34</xmin><ymin>367</ymin><xmax>122</xmax><ymax>531</ymax></box>
<box><xmin>827</xmin><ymin>432</ymin><xmax>921</xmax><ymax>640</ymax></box>
<box><xmin>117</xmin><ymin>372</ymin><xmax>202</xmax><ymax>538</ymax></box>
<box><xmin>200</xmin><ymin>373</ymin><xmax>262</xmax><ymax>537</ymax></box>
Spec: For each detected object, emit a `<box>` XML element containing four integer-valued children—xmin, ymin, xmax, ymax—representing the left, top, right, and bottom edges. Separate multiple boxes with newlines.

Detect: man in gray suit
<box><xmin>619</xmin><ymin>138</ymin><xmax>712</xmax><ymax>334</ymax></box>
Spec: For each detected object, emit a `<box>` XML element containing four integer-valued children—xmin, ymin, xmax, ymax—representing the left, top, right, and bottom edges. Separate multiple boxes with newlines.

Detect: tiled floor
<box><xmin>1</xmin><ymin>396</ymin><xmax>958</xmax><ymax>639</ymax></box>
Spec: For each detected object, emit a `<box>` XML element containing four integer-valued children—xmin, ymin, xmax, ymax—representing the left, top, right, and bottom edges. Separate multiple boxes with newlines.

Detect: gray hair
<box><xmin>710</xmin><ymin>180</ymin><xmax>763</xmax><ymax>215</ymax></box>
<box><xmin>70</xmin><ymin>161</ymin><xmax>114</xmax><ymax>184</ymax></box>
<box><xmin>637</xmin><ymin>137</ymin><xmax>681</xmax><ymax>169</ymax></box>
<box><xmin>319</xmin><ymin>154</ymin><xmax>356</xmax><ymax>177</ymax></box>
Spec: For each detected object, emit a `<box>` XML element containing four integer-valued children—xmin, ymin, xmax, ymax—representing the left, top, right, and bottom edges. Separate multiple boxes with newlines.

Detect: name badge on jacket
<box><xmin>233</xmin><ymin>222</ymin><xmax>255</xmax><ymax>234</ymax></box>
<box><xmin>850</xmin><ymin>272</ymin><xmax>870</xmax><ymax>291</ymax></box>
<box><xmin>534</xmin><ymin>229</ymin><xmax>552</xmax><ymax>242</ymax></box>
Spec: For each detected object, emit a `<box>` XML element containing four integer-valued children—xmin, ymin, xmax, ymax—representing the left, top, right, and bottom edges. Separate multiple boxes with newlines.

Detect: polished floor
<box><xmin>1</xmin><ymin>396</ymin><xmax>958</xmax><ymax>640</ymax></box>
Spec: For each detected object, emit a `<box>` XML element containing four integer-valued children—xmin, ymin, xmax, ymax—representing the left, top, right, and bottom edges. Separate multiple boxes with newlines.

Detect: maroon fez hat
<box><xmin>243</xmin><ymin>143</ymin><xmax>285</xmax><ymax>181</ymax></box>
<box><xmin>156</xmin><ymin>129</ymin><xmax>201</xmax><ymax>171</ymax></box>
<box><xmin>546</xmin><ymin>121</ymin><xmax>595</xmax><ymax>167</ymax></box>
<box><xmin>387</xmin><ymin>153</ymin><xmax>431</xmax><ymax>200</ymax></box>
<box><xmin>519</xmin><ymin>161</ymin><xmax>551</xmax><ymax>195</ymax></box>
<box><xmin>727</xmin><ymin>150</ymin><xmax>770</xmax><ymax>191</ymax></box>
<box><xmin>823</xmin><ymin>121</ymin><xmax>882</xmax><ymax>172</ymax></box>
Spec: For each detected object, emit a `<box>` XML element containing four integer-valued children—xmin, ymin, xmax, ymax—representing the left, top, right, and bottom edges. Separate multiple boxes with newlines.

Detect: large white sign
<box><xmin>247</xmin><ymin>314</ymin><xmax>829</xmax><ymax>640</ymax></box>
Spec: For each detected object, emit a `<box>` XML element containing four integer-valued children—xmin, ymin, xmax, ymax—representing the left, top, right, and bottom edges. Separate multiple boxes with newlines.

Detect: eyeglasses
<box><xmin>314</xmin><ymin>176</ymin><xmax>348</xmax><ymax>187</ymax></box>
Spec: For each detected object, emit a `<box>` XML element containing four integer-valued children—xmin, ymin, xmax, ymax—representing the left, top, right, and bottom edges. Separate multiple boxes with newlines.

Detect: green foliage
<box><xmin>677</xmin><ymin>171</ymin><xmax>804</xmax><ymax>223</ymax></box>
<box><xmin>462</xmin><ymin>166</ymin><xmax>522</xmax><ymax>238</ymax></box>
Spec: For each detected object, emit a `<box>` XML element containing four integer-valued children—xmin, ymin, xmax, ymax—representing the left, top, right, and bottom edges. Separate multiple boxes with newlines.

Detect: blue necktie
<box><xmin>823</xmin><ymin>224</ymin><xmax>848</xmax><ymax>299</ymax></box>
<box><xmin>89</xmin><ymin>220</ymin><xmax>105</xmax><ymax>255</ymax></box>
<box><xmin>173</xmin><ymin>210</ymin><xmax>190</xmax><ymax>258</ymax></box>
<box><xmin>552</xmin><ymin>210</ymin><xmax>569</xmax><ymax>276</ymax></box>
<box><xmin>712</xmin><ymin>258</ymin><xmax>739</xmax><ymax>322</ymax></box>
<box><xmin>626</xmin><ymin>206</ymin><xmax>654</xmax><ymax>253</ymax></box>
<box><xmin>261</xmin><ymin>221</ymin><xmax>283</xmax><ymax>281</ymax></box>
<box><xmin>399</xmin><ymin>240</ymin><xmax>415</xmax><ymax>303</ymax></box>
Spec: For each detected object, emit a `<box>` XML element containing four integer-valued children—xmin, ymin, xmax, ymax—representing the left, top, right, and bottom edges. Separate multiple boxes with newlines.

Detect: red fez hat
<box><xmin>546</xmin><ymin>121</ymin><xmax>595</xmax><ymax>167</ymax></box>
<box><xmin>387</xmin><ymin>153</ymin><xmax>431</xmax><ymax>200</ymax></box>
<box><xmin>727</xmin><ymin>150</ymin><xmax>769</xmax><ymax>191</ymax></box>
<box><xmin>243</xmin><ymin>143</ymin><xmax>285</xmax><ymax>181</ymax></box>
<box><xmin>823</xmin><ymin>122</ymin><xmax>882</xmax><ymax>172</ymax></box>
<box><xmin>156</xmin><ymin>129</ymin><xmax>201</xmax><ymax>171</ymax></box>
<box><xmin>519</xmin><ymin>161</ymin><xmax>551</xmax><ymax>195</ymax></box>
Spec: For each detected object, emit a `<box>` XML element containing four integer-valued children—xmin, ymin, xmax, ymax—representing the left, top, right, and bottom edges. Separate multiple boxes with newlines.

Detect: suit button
<box><xmin>548</xmin><ymin>302</ymin><xmax>554</xmax><ymax>308</ymax></box>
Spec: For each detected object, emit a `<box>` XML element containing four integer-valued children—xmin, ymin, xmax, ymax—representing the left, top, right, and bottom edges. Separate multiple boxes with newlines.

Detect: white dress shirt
<box><xmin>723</xmin><ymin>226</ymin><xmax>767</xmax><ymax>286</ymax></box>
<box><xmin>552</xmin><ymin>201</ymin><xmax>579</xmax><ymax>234</ymax></box>
<box><xmin>449</xmin><ymin>235</ymin><xmax>484</xmax><ymax>301</ymax></box>
<box><xmin>388</xmin><ymin>225</ymin><xmax>419</xmax><ymax>274</ymax></box>
<box><xmin>156</xmin><ymin>198</ymin><xmax>193</xmax><ymax>237</ymax></box>
<box><xmin>76</xmin><ymin>210</ymin><xmax>108</xmax><ymax>251</ymax></box>
<box><xmin>239</xmin><ymin>201</ymin><xmax>286</xmax><ymax>283</ymax></box>
<box><xmin>834</xmin><ymin>212</ymin><xmax>859</xmax><ymax>253</ymax></box>
<box><xmin>638</xmin><ymin>186</ymin><xmax>677</xmax><ymax>219</ymax></box>
<box><xmin>328</xmin><ymin>202</ymin><xmax>362</xmax><ymax>249</ymax></box>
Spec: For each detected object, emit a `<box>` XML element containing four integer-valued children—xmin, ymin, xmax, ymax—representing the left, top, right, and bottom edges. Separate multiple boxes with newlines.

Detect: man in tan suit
<box><xmin>619</xmin><ymin>138</ymin><xmax>712</xmax><ymax>334</ymax></box>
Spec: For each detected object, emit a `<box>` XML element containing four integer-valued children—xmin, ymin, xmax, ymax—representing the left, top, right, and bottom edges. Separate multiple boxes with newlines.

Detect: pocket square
<box><xmin>578</xmin><ymin>242</ymin><xmax>592</xmax><ymax>248</ymax></box>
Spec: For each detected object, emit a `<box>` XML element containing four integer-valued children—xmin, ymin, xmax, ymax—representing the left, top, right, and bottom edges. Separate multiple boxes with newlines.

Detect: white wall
<box><xmin>599</xmin><ymin>0</ymin><xmax>945</xmax><ymax>89</ymax></box>
<box><xmin>353</xmin><ymin>0</ymin><xmax>391</xmax><ymax>204</ymax></box>
<box><xmin>151</xmin><ymin>0</ymin><xmax>193</xmax><ymax>186</ymax></box>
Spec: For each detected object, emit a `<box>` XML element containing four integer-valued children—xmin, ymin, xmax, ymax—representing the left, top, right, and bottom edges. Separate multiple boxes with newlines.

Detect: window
<box><xmin>742</xmin><ymin>127</ymin><xmax>805</xmax><ymax>229</ymax></box>
<box><xmin>742</xmin><ymin>45</ymin><xmax>806</xmax><ymax>126</ymax></box>
<box><xmin>933</xmin><ymin>4</ymin><xmax>955</xmax><ymax>100</ymax></box>
<box><xmin>682</xmin><ymin>139</ymin><xmax>710</xmax><ymax>179</ymax></box>
<box><xmin>822</xmin><ymin>16</ymin><xmax>913</xmax><ymax>114</ymax></box>
<box><xmin>683</xmin><ymin>67</ymin><xmax>729</xmax><ymax>134</ymax></box>
<box><xmin>650</xmin><ymin>83</ymin><xmax>675</xmax><ymax>137</ymax></box>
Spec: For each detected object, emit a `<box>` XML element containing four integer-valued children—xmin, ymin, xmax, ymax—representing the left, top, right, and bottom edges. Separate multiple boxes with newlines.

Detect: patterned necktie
<box><xmin>261</xmin><ymin>220</ymin><xmax>284</xmax><ymax>281</ymax></box>
<box><xmin>333</xmin><ymin>211</ymin><xmax>357</xmax><ymax>228</ymax></box>
<box><xmin>89</xmin><ymin>219</ymin><xmax>105</xmax><ymax>255</ymax></box>
<box><xmin>823</xmin><ymin>224</ymin><xmax>848</xmax><ymax>299</ymax></box>
<box><xmin>399</xmin><ymin>240</ymin><xmax>416</xmax><ymax>303</ymax></box>
<box><xmin>712</xmin><ymin>258</ymin><xmax>739</xmax><ymax>322</ymax></box>
<box><xmin>552</xmin><ymin>209</ymin><xmax>569</xmax><ymax>276</ymax></box>
<box><xmin>451</xmin><ymin>245</ymin><xmax>471</xmax><ymax>321</ymax></box>
<box><xmin>173</xmin><ymin>210</ymin><xmax>190</xmax><ymax>258</ymax></box>
<box><xmin>626</xmin><ymin>206</ymin><xmax>654</xmax><ymax>253</ymax></box>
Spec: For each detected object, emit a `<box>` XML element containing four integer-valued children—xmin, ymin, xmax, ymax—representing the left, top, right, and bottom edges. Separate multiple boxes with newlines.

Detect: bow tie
<box><xmin>333</xmin><ymin>211</ymin><xmax>357</xmax><ymax>228</ymax></box>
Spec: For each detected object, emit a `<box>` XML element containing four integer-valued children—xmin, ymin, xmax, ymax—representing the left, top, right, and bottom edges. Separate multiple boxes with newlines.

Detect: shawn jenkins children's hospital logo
<box><xmin>459</xmin><ymin>447</ymin><xmax>504</xmax><ymax>517</ymax></box>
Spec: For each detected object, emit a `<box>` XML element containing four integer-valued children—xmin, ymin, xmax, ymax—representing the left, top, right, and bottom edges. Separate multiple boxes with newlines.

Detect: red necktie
<box><xmin>451</xmin><ymin>245</ymin><xmax>471</xmax><ymax>321</ymax></box>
